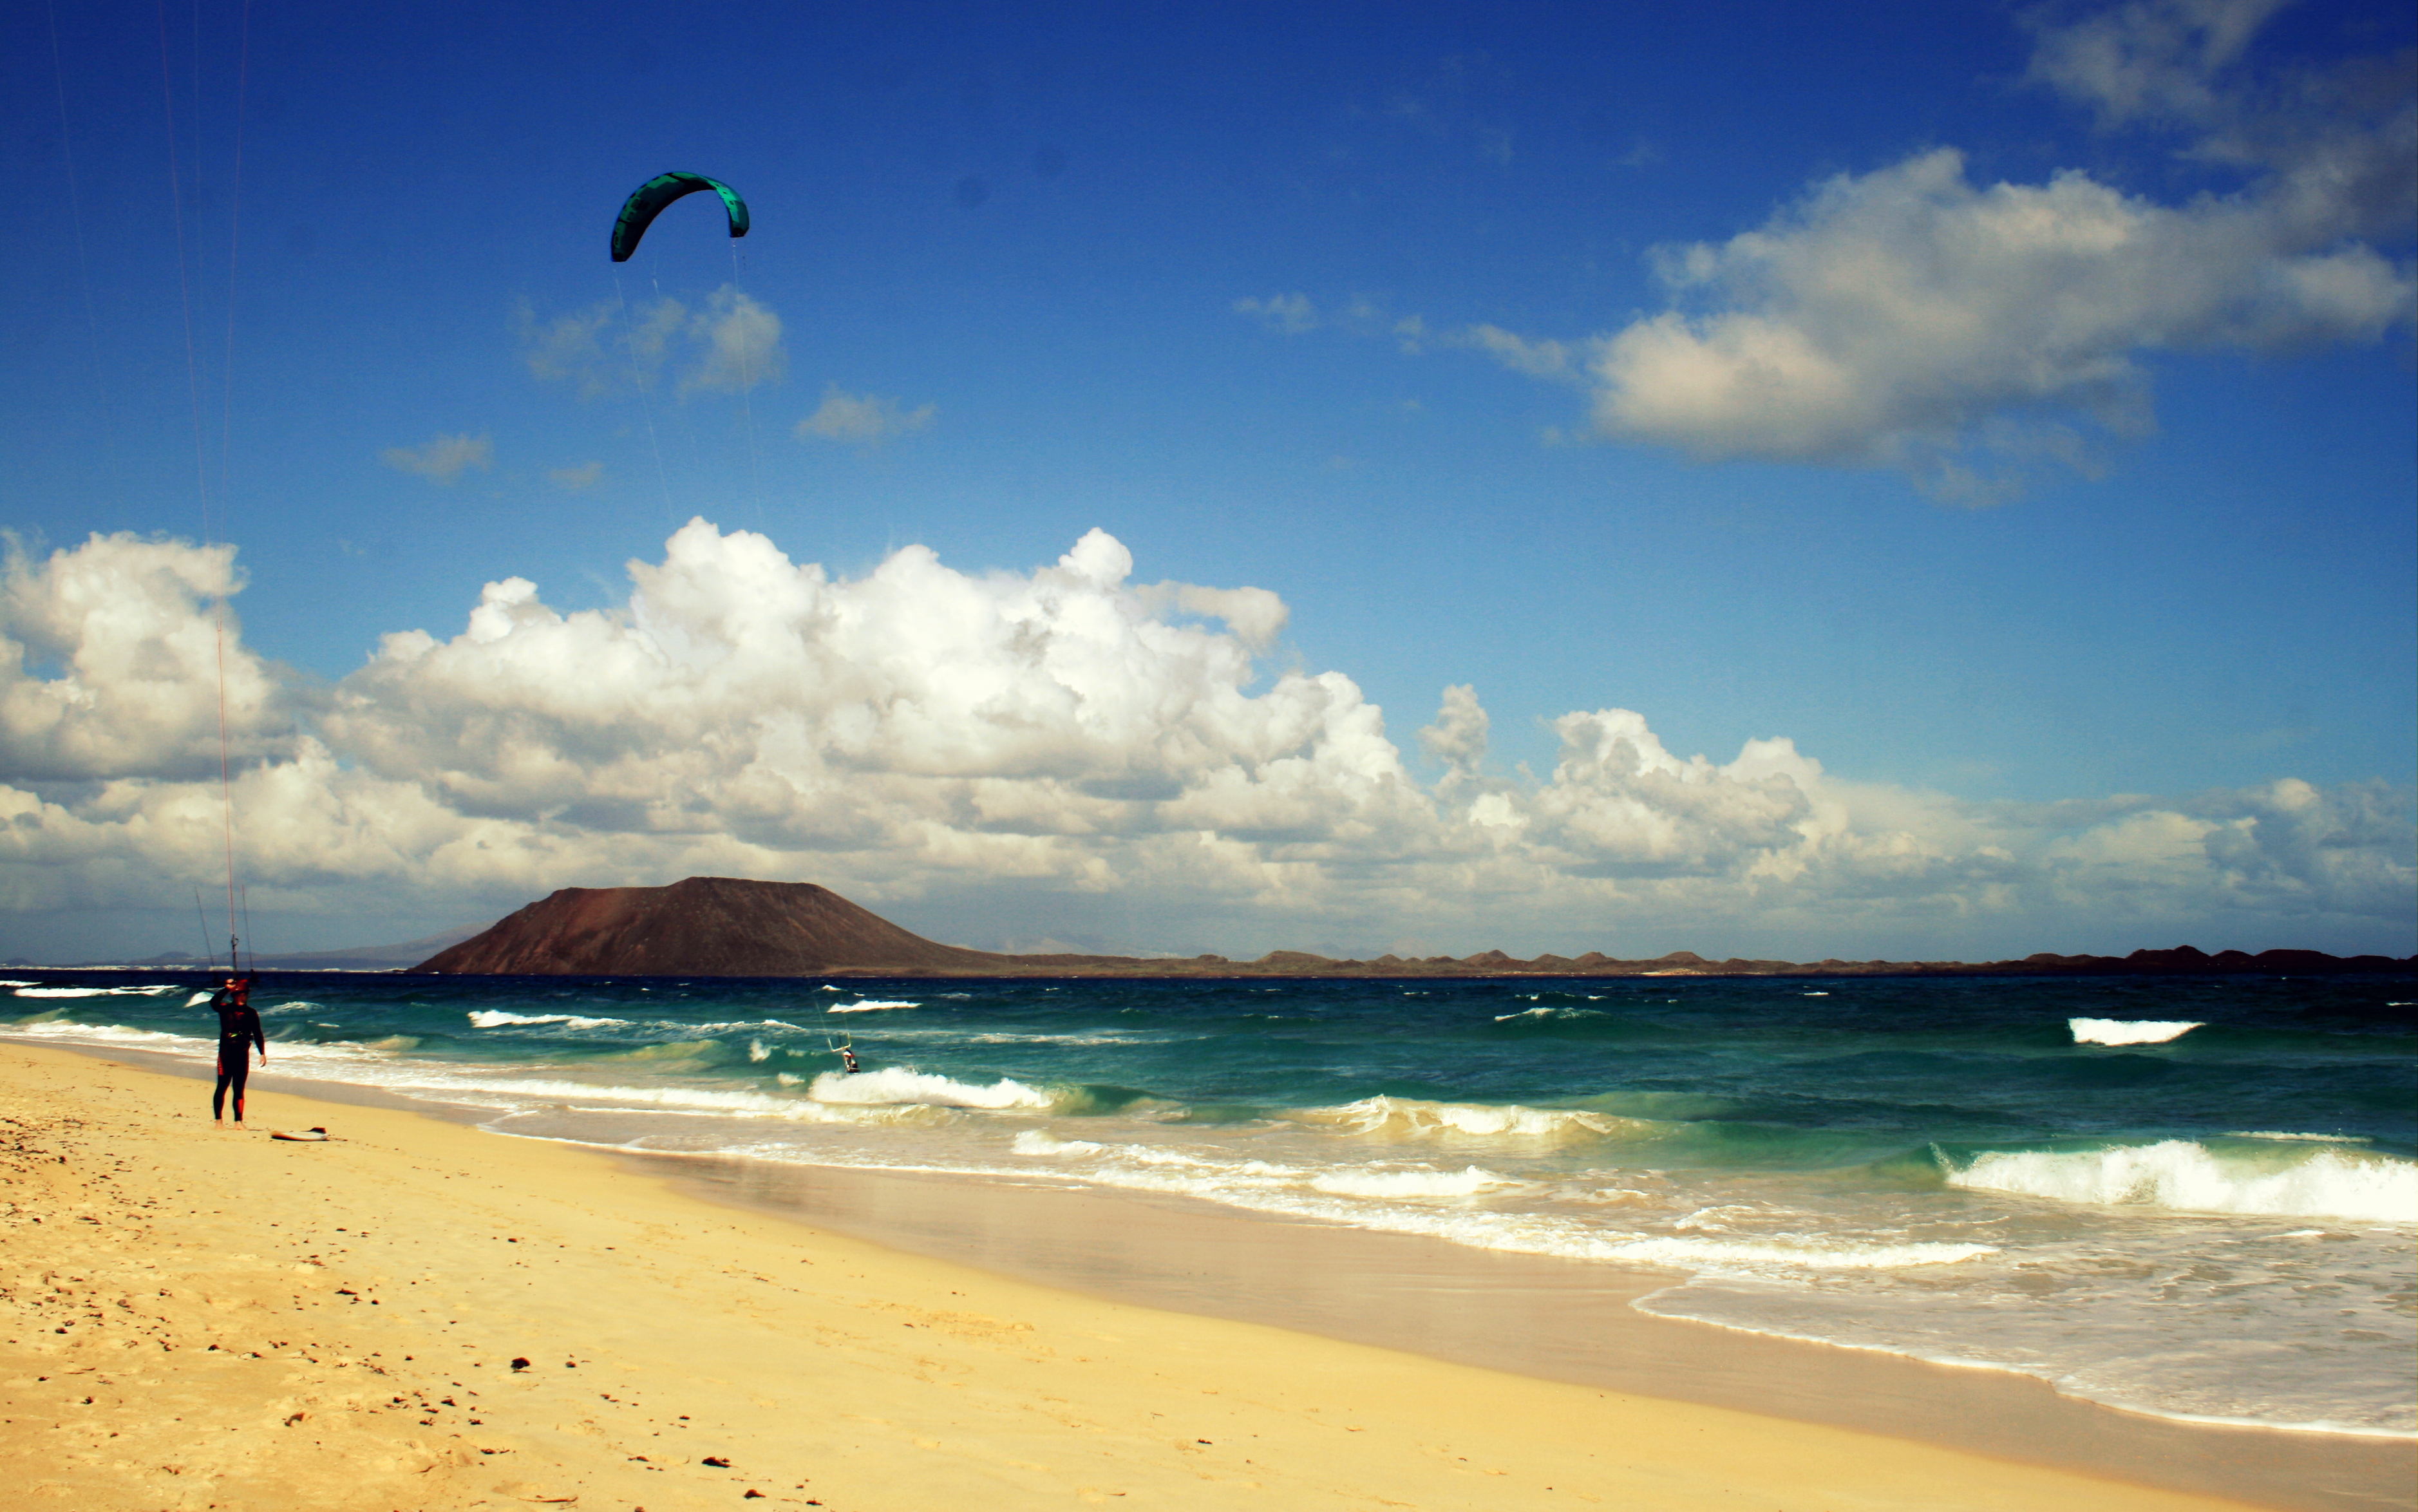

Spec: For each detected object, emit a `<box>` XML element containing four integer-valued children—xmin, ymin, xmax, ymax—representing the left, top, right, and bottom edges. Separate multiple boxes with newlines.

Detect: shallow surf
<box><xmin>9</xmin><ymin>966</ymin><xmax>2412</xmax><ymax>1435</ymax></box>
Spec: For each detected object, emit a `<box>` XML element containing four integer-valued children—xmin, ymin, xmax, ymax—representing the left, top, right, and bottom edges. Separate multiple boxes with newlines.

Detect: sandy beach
<box><xmin>0</xmin><ymin>1041</ymin><xmax>2393</xmax><ymax>1512</ymax></box>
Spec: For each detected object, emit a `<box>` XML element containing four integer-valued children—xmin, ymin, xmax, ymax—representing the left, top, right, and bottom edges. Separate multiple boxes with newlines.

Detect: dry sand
<box><xmin>0</xmin><ymin>1042</ymin><xmax>2335</xmax><ymax>1511</ymax></box>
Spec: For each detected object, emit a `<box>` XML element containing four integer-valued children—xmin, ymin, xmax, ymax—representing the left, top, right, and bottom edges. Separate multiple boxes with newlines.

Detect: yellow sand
<box><xmin>1</xmin><ymin>1043</ymin><xmax>2269</xmax><ymax>1511</ymax></box>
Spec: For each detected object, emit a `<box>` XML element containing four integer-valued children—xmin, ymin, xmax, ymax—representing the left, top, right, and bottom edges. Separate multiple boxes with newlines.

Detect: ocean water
<box><xmin>8</xmin><ymin>969</ymin><xmax>2413</xmax><ymax>1435</ymax></box>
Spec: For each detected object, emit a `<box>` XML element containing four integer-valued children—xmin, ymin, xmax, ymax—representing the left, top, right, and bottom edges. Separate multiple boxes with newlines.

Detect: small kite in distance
<box><xmin>611</xmin><ymin>171</ymin><xmax>750</xmax><ymax>261</ymax></box>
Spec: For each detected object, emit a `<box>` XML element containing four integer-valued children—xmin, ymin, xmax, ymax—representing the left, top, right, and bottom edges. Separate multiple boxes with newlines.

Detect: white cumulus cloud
<box><xmin>1457</xmin><ymin>1</ymin><xmax>2415</xmax><ymax>500</ymax></box>
<box><xmin>1</xmin><ymin>533</ymin><xmax>292</xmax><ymax>782</ymax></box>
<box><xmin>0</xmin><ymin>525</ymin><xmax>2406</xmax><ymax>957</ymax></box>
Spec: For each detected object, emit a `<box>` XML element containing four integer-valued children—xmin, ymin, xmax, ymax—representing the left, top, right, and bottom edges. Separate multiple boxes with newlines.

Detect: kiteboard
<box><xmin>270</xmin><ymin>1127</ymin><xmax>329</xmax><ymax>1142</ymax></box>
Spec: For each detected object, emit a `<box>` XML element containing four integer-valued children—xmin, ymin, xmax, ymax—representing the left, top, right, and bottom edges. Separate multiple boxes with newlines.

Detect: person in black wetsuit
<box><xmin>209</xmin><ymin>976</ymin><xmax>265</xmax><ymax>1125</ymax></box>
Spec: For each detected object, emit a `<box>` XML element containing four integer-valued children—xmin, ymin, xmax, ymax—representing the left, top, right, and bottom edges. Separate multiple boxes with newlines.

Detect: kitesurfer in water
<box><xmin>209</xmin><ymin>976</ymin><xmax>265</xmax><ymax>1125</ymax></box>
<box><xmin>839</xmin><ymin>1043</ymin><xmax>862</xmax><ymax>1075</ymax></box>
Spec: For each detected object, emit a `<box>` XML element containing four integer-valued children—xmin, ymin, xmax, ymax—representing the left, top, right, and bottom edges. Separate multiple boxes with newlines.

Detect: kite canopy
<box><xmin>611</xmin><ymin>172</ymin><xmax>750</xmax><ymax>261</ymax></box>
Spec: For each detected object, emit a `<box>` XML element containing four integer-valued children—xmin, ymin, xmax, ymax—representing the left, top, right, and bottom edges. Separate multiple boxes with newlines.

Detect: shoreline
<box><xmin>631</xmin><ymin>1151</ymin><xmax>2417</xmax><ymax>1509</ymax></box>
<box><xmin>4</xmin><ymin>1041</ymin><xmax>2408</xmax><ymax>1511</ymax></box>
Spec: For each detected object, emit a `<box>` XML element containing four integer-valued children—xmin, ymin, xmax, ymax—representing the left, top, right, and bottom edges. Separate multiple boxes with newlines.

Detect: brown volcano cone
<box><xmin>411</xmin><ymin>877</ymin><xmax>1000</xmax><ymax>976</ymax></box>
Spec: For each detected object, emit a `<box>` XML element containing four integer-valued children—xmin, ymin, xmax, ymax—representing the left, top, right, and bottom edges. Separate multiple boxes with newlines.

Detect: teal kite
<box><xmin>611</xmin><ymin>172</ymin><xmax>750</xmax><ymax>261</ymax></box>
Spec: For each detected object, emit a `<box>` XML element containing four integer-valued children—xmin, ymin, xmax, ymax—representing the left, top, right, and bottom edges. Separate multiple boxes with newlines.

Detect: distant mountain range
<box><xmin>96</xmin><ymin>925</ymin><xmax>486</xmax><ymax>973</ymax></box>
<box><xmin>408</xmin><ymin>876</ymin><xmax>2414</xmax><ymax>979</ymax></box>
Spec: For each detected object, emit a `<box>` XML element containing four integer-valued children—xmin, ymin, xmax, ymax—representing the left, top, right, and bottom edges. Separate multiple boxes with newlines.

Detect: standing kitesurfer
<box><xmin>209</xmin><ymin>976</ymin><xmax>265</xmax><ymax>1125</ymax></box>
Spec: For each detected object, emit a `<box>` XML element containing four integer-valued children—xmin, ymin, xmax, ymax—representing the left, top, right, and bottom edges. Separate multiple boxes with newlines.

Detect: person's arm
<box><xmin>250</xmin><ymin>1012</ymin><xmax>268</xmax><ymax>1061</ymax></box>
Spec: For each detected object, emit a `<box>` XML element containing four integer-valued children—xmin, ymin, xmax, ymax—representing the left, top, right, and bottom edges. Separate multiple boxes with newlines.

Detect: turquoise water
<box><xmin>10</xmin><ymin>968</ymin><xmax>2413</xmax><ymax>1433</ymax></box>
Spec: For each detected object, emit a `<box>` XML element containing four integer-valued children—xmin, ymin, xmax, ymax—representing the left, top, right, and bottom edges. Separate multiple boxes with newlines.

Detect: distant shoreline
<box><xmin>793</xmin><ymin>942</ymin><xmax>2418</xmax><ymax>981</ymax></box>
<box><xmin>15</xmin><ymin>943</ymin><xmax>2413</xmax><ymax>979</ymax></box>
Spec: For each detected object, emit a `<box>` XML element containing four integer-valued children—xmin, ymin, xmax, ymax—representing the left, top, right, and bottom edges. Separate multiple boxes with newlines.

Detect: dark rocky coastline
<box><xmin>411</xmin><ymin>876</ymin><xmax>2415</xmax><ymax>979</ymax></box>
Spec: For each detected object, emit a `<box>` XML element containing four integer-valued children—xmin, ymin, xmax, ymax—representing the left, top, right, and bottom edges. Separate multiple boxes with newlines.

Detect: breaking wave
<box><xmin>1306</xmin><ymin>1095</ymin><xmax>1633</xmax><ymax>1146</ymax></box>
<box><xmin>468</xmin><ymin>1010</ymin><xmax>632</xmax><ymax>1030</ymax></box>
<box><xmin>3</xmin><ymin>1019</ymin><xmax>196</xmax><ymax>1048</ymax></box>
<box><xmin>2069</xmin><ymin>1017</ymin><xmax>2202</xmax><ymax>1046</ymax></box>
<box><xmin>14</xmin><ymin>984</ymin><xmax>180</xmax><ymax>999</ymax></box>
<box><xmin>828</xmin><ymin>999</ymin><xmax>920</xmax><ymax>1014</ymax></box>
<box><xmin>809</xmin><ymin>1066</ymin><xmax>1053</xmax><ymax>1110</ymax></box>
<box><xmin>1943</xmin><ymin>1141</ymin><xmax>2418</xmax><ymax>1222</ymax></box>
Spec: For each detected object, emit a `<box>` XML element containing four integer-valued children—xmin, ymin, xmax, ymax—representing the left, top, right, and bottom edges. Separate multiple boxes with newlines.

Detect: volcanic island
<box><xmin>410</xmin><ymin>874</ymin><xmax>2412</xmax><ymax>978</ymax></box>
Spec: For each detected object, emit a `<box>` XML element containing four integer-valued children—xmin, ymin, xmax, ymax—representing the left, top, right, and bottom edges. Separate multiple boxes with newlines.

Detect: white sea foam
<box><xmin>3</xmin><ymin>1020</ymin><xmax>198</xmax><ymax>1050</ymax></box>
<box><xmin>14</xmin><ymin>984</ymin><xmax>180</xmax><ymax>999</ymax></box>
<box><xmin>1309</xmin><ymin>1165</ymin><xmax>1515</xmax><ymax>1199</ymax></box>
<box><xmin>185</xmin><ymin>990</ymin><xmax>217</xmax><ymax>1006</ymax></box>
<box><xmin>959</xmin><ymin>1031</ymin><xmax>1151</xmax><ymax>1047</ymax></box>
<box><xmin>952</xmin><ymin>1135</ymin><xmax>1992</xmax><ymax>1279</ymax></box>
<box><xmin>809</xmin><ymin>1066</ymin><xmax>1052</xmax><ymax>1110</ymax></box>
<box><xmin>0</xmin><ymin>980</ymin><xmax>35</xmax><ymax>987</ymax></box>
<box><xmin>1491</xmin><ymin>1006</ymin><xmax>1607</xmax><ymax>1023</ymax></box>
<box><xmin>2227</xmin><ymin>1131</ymin><xmax>2370</xmax><ymax>1144</ymax></box>
<box><xmin>1017</xmin><ymin>1137</ymin><xmax>1299</xmax><ymax>1180</ymax></box>
<box><xmin>1607</xmin><ymin>1236</ymin><xmax>1996</xmax><ymax>1269</ymax></box>
<box><xmin>828</xmin><ymin>999</ymin><xmax>920</xmax><ymax>1013</ymax></box>
<box><xmin>448</xmin><ymin>1076</ymin><xmax>871</xmax><ymax>1121</ymax></box>
<box><xmin>1945</xmin><ymin>1141</ymin><xmax>2418</xmax><ymax>1222</ymax></box>
<box><xmin>466</xmin><ymin>1010</ymin><xmax>632</xmax><ymax>1030</ymax></box>
<box><xmin>748</xmin><ymin>1040</ymin><xmax>773</xmax><ymax>1063</ymax></box>
<box><xmin>1014</xmin><ymin>1129</ymin><xmax>1106</xmax><ymax>1157</ymax></box>
<box><xmin>1310</xmin><ymin>1095</ymin><xmax>1629</xmax><ymax>1145</ymax></box>
<box><xmin>2069</xmin><ymin>1017</ymin><xmax>2202</xmax><ymax>1046</ymax></box>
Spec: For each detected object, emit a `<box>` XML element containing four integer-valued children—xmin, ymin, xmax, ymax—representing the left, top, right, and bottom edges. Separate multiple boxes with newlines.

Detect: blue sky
<box><xmin>3</xmin><ymin>0</ymin><xmax>2412</xmax><ymax>961</ymax></box>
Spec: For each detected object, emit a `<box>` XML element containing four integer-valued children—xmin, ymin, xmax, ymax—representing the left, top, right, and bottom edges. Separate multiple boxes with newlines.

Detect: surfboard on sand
<box><xmin>270</xmin><ymin>1127</ymin><xmax>329</xmax><ymax>1142</ymax></box>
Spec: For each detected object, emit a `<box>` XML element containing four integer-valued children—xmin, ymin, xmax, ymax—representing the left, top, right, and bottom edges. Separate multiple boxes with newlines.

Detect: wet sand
<box><xmin>3</xmin><ymin>1041</ymin><xmax>2404</xmax><ymax>1511</ymax></box>
<box><xmin>651</xmin><ymin>1155</ymin><xmax>2418</xmax><ymax>1512</ymax></box>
